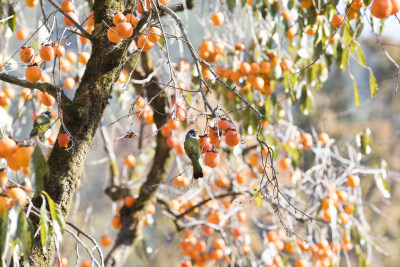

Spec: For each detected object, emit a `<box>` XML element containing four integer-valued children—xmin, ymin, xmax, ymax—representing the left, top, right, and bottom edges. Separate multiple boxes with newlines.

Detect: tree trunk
<box><xmin>28</xmin><ymin>0</ymin><xmax>143</xmax><ymax>265</ymax></box>
<box><xmin>104</xmin><ymin>53</ymin><xmax>173</xmax><ymax>267</ymax></box>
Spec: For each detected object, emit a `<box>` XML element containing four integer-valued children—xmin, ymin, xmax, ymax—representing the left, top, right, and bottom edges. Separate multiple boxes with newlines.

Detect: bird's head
<box><xmin>185</xmin><ymin>129</ymin><xmax>198</xmax><ymax>140</ymax></box>
<box><xmin>41</xmin><ymin>111</ymin><xmax>52</xmax><ymax>119</ymax></box>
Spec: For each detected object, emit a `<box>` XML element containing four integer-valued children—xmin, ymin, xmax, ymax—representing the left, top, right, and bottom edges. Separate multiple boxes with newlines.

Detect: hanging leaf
<box><xmin>42</xmin><ymin>192</ymin><xmax>65</xmax><ymax>234</ymax></box>
<box><xmin>349</xmin><ymin>73</ymin><xmax>360</xmax><ymax>107</ymax></box>
<box><xmin>340</xmin><ymin>46</ymin><xmax>349</xmax><ymax>70</ymax></box>
<box><xmin>0</xmin><ymin>208</ymin><xmax>9</xmax><ymax>266</ymax></box>
<box><xmin>7</xmin><ymin>6</ymin><xmax>16</xmax><ymax>32</ymax></box>
<box><xmin>265</xmin><ymin>95</ymin><xmax>271</xmax><ymax>120</ymax></box>
<box><xmin>299</xmin><ymin>87</ymin><xmax>313</xmax><ymax>115</ymax></box>
<box><xmin>356</xmin><ymin>128</ymin><xmax>372</xmax><ymax>155</ymax></box>
<box><xmin>368</xmin><ymin>67</ymin><xmax>378</xmax><ymax>98</ymax></box>
<box><xmin>226</xmin><ymin>0</ymin><xmax>236</xmax><ymax>13</ymax></box>
<box><xmin>375</xmin><ymin>173</ymin><xmax>390</xmax><ymax>199</ymax></box>
<box><xmin>344</xmin><ymin>24</ymin><xmax>352</xmax><ymax>44</ymax></box>
<box><xmin>287</xmin><ymin>148</ymin><xmax>302</xmax><ymax>169</ymax></box>
<box><xmin>357</xmin><ymin>43</ymin><xmax>366</xmax><ymax>67</ymax></box>
<box><xmin>350</xmin><ymin>230</ymin><xmax>361</xmax><ymax>248</ymax></box>
<box><xmin>9</xmin><ymin>207</ymin><xmax>34</xmax><ymax>261</ymax></box>
<box><xmin>375</xmin><ymin>160</ymin><xmax>390</xmax><ymax>198</ymax></box>
<box><xmin>158</xmin><ymin>37</ymin><xmax>165</xmax><ymax>48</ymax></box>
<box><xmin>39</xmin><ymin>196</ymin><xmax>52</xmax><ymax>253</ymax></box>
<box><xmin>141</xmin><ymin>239</ymin><xmax>150</xmax><ymax>261</ymax></box>
<box><xmin>134</xmin><ymin>238</ymin><xmax>144</xmax><ymax>260</ymax></box>
<box><xmin>30</xmin><ymin>146</ymin><xmax>50</xmax><ymax>196</ymax></box>
<box><xmin>254</xmin><ymin>189</ymin><xmax>263</xmax><ymax>207</ymax></box>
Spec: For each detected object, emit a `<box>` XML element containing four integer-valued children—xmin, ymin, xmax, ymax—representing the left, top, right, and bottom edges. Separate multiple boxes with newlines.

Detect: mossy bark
<box><xmin>28</xmin><ymin>0</ymin><xmax>140</xmax><ymax>266</ymax></box>
<box><xmin>104</xmin><ymin>54</ymin><xmax>173</xmax><ymax>267</ymax></box>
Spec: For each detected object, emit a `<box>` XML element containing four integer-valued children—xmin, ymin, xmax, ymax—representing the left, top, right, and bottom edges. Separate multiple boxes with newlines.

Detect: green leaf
<box><xmin>351</xmin><ymin>227</ymin><xmax>362</xmax><ymax>246</ymax></box>
<box><xmin>254</xmin><ymin>188</ymin><xmax>263</xmax><ymax>207</ymax></box>
<box><xmin>357</xmin><ymin>43</ymin><xmax>366</xmax><ymax>67</ymax></box>
<box><xmin>9</xmin><ymin>207</ymin><xmax>34</xmax><ymax>261</ymax></box>
<box><xmin>356</xmin><ymin>128</ymin><xmax>372</xmax><ymax>155</ymax></box>
<box><xmin>141</xmin><ymin>239</ymin><xmax>149</xmax><ymax>261</ymax></box>
<box><xmin>375</xmin><ymin>160</ymin><xmax>390</xmax><ymax>198</ymax></box>
<box><xmin>375</xmin><ymin>173</ymin><xmax>391</xmax><ymax>199</ymax></box>
<box><xmin>158</xmin><ymin>37</ymin><xmax>165</xmax><ymax>48</ymax></box>
<box><xmin>299</xmin><ymin>87</ymin><xmax>313</xmax><ymax>115</ymax></box>
<box><xmin>344</xmin><ymin>24</ymin><xmax>352</xmax><ymax>44</ymax></box>
<box><xmin>19</xmin><ymin>213</ymin><xmax>34</xmax><ymax>261</ymax></box>
<box><xmin>0</xmin><ymin>208</ymin><xmax>9</xmax><ymax>266</ymax></box>
<box><xmin>363</xmin><ymin>0</ymin><xmax>372</xmax><ymax>6</ymax></box>
<box><xmin>340</xmin><ymin>46</ymin><xmax>349</xmax><ymax>70</ymax></box>
<box><xmin>226</xmin><ymin>0</ymin><xmax>236</xmax><ymax>12</ymax></box>
<box><xmin>311</xmin><ymin>62</ymin><xmax>319</xmax><ymax>84</ymax></box>
<box><xmin>265</xmin><ymin>95</ymin><xmax>271</xmax><ymax>120</ymax></box>
<box><xmin>289</xmin><ymin>149</ymin><xmax>301</xmax><ymax>169</ymax></box>
<box><xmin>313</xmin><ymin>41</ymin><xmax>323</xmax><ymax>61</ymax></box>
<box><xmin>355</xmin><ymin>21</ymin><xmax>364</xmax><ymax>38</ymax></box>
<box><xmin>349</xmin><ymin>73</ymin><xmax>360</xmax><ymax>107</ymax></box>
<box><xmin>368</xmin><ymin>67</ymin><xmax>378</xmax><ymax>98</ymax></box>
<box><xmin>40</xmin><ymin>197</ymin><xmax>52</xmax><ymax>253</ymax></box>
<box><xmin>7</xmin><ymin>6</ymin><xmax>16</xmax><ymax>32</ymax></box>
<box><xmin>283</xmin><ymin>71</ymin><xmax>290</xmax><ymax>92</ymax></box>
<box><xmin>42</xmin><ymin>192</ymin><xmax>65</xmax><ymax>234</ymax></box>
<box><xmin>30</xmin><ymin>146</ymin><xmax>50</xmax><ymax>196</ymax></box>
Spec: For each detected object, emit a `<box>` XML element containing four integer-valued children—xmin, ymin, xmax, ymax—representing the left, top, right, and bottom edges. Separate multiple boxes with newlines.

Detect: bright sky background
<box><xmin>359</xmin><ymin>9</ymin><xmax>400</xmax><ymax>42</ymax></box>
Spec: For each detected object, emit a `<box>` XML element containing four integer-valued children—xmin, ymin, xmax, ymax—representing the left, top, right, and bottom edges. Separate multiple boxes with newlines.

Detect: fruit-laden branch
<box><xmin>0</xmin><ymin>72</ymin><xmax>71</xmax><ymax>105</ymax></box>
<box><xmin>157</xmin><ymin>4</ymin><xmax>265</xmax><ymax>121</ymax></box>
<box><xmin>104</xmin><ymin>53</ymin><xmax>172</xmax><ymax>267</ymax></box>
<box><xmin>46</xmin><ymin>0</ymin><xmax>92</xmax><ymax>39</ymax></box>
<box><xmin>176</xmin><ymin>192</ymin><xmax>243</xmax><ymax>219</ymax></box>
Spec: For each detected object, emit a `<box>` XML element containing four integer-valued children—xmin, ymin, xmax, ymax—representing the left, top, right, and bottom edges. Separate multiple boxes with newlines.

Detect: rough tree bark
<box><xmin>26</xmin><ymin>0</ymin><xmax>148</xmax><ymax>265</ymax></box>
<box><xmin>104</xmin><ymin>53</ymin><xmax>173</xmax><ymax>267</ymax></box>
<box><xmin>0</xmin><ymin>1</ymin><xmax>193</xmax><ymax>266</ymax></box>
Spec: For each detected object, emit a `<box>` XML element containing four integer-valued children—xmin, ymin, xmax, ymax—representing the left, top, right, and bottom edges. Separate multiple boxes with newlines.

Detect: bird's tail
<box><xmin>191</xmin><ymin>155</ymin><xmax>203</xmax><ymax>179</ymax></box>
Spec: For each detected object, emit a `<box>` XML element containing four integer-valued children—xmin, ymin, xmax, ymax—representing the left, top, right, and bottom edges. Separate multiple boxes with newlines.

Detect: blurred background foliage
<box><xmin>3</xmin><ymin>0</ymin><xmax>400</xmax><ymax>266</ymax></box>
<box><xmin>63</xmin><ymin>37</ymin><xmax>400</xmax><ymax>266</ymax></box>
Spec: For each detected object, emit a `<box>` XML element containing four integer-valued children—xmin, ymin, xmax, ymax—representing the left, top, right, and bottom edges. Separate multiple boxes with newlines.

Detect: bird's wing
<box><xmin>33</xmin><ymin>115</ymin><xmax>50</xmax><ymax>127</ymax></box>
<box><xmin>193</xmin><ymin>139</ymin><xmax>201</xmax><ymax>158</ymax></box>
<box><xmin>184</xmin><ymin>138</ymin><xmax>201</xmax><ymax>159</ymax></box>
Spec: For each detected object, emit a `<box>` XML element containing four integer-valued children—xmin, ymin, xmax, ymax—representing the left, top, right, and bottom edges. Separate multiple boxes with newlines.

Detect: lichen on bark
<box><xmin>27</xmin><ymin>0</ymin><xmax>148</xmax><ymax>265</ymax></box>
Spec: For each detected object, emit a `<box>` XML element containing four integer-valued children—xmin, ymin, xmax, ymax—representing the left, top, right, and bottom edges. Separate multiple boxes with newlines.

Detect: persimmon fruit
<box><xmin>16</xmin><ymin>28</ymin><xmax>29</xmax><ymax>40</ymax></box>
<box><xmin>116</xmin><ymin>22</ymin><xmax>133</xmax><ymax>38</ymax></box>
<box><xmin>0</xmin><ymin>138</ymin><xmax>17</xmax><ymax>158</ymax></box>
<box><xmin>107</xmin><ymin>26</ymin><xmax>121</xmax><ymax>43</ymax></box>
<box><xmin>225</xmin><ymin>130</ymin><xmax>240</xmax><ymax>147</ymax></box>
<box><xmin>148</xmin><ymin>27</ymin><xmax>162</xmax><ymax>43</ymax></box>
<box><xmin>211</xmin><ymin>12</ymin><xmax>224</xmax><ymax>26</ymax></box>
<box><xmin>40</xmin><ymin>45</ymin><xmax>55</xmax><ymax>61</ymax></box>
<box><xmin>20</xmin><ymin>47</ymin><xmax>34</xmax><ymax>63</ymax></box>
<box><xmin>63</xmin><ymin>12</ymin><xmax>79</xmax><ymax>27</ymax></box>
<box><xmin>137</xmin><ymin>35</ymin><xmax>154</xmax><ymax>51</ymax></box>
<box><xmin>60</xmin><ymin>0</ymin><xmax>74</xmax><ymax>12</ymax></box>
<box><xmin>113</xmin><ymin>13</ymin><xmax>126</xmax><ymax>26</ymax></box>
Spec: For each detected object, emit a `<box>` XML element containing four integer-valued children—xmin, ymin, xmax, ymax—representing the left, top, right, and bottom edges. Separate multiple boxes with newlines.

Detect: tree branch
<box><xmin>104</xmin><ymin>54</ymin><xmax>172</xmax><ymax>267</ymax></box>
<box><xmin>46</xmin><ymin>0</ymin><xmax>92</xmax><ymax>39</ymax></box>
<box><xmin>0</xmin><ymin>72</ymin><xmax>71</xmax><ymax>104</ymax></box>
<box><xmin>176</xmin><ymin>192</ymin><xmax>243</xmax><ymax>219</ymax></box>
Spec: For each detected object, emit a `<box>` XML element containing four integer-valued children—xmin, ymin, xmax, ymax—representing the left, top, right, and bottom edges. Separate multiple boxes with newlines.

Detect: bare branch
<box><xmin>0</xmin><ymin>72</ymin><xmax>71</xmax><ymax>104</ymax></box>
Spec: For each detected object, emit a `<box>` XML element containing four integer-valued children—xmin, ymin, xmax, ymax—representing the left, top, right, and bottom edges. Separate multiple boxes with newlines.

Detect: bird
<box><xmin>30</xmin><ymin>111</ymin><xmax>51</xmax><ymax>140</ymax></box>
<box><xmin>184</xmin><ymin>129</ymin><xmax>203</xmax><ymax>179</ymax></box>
